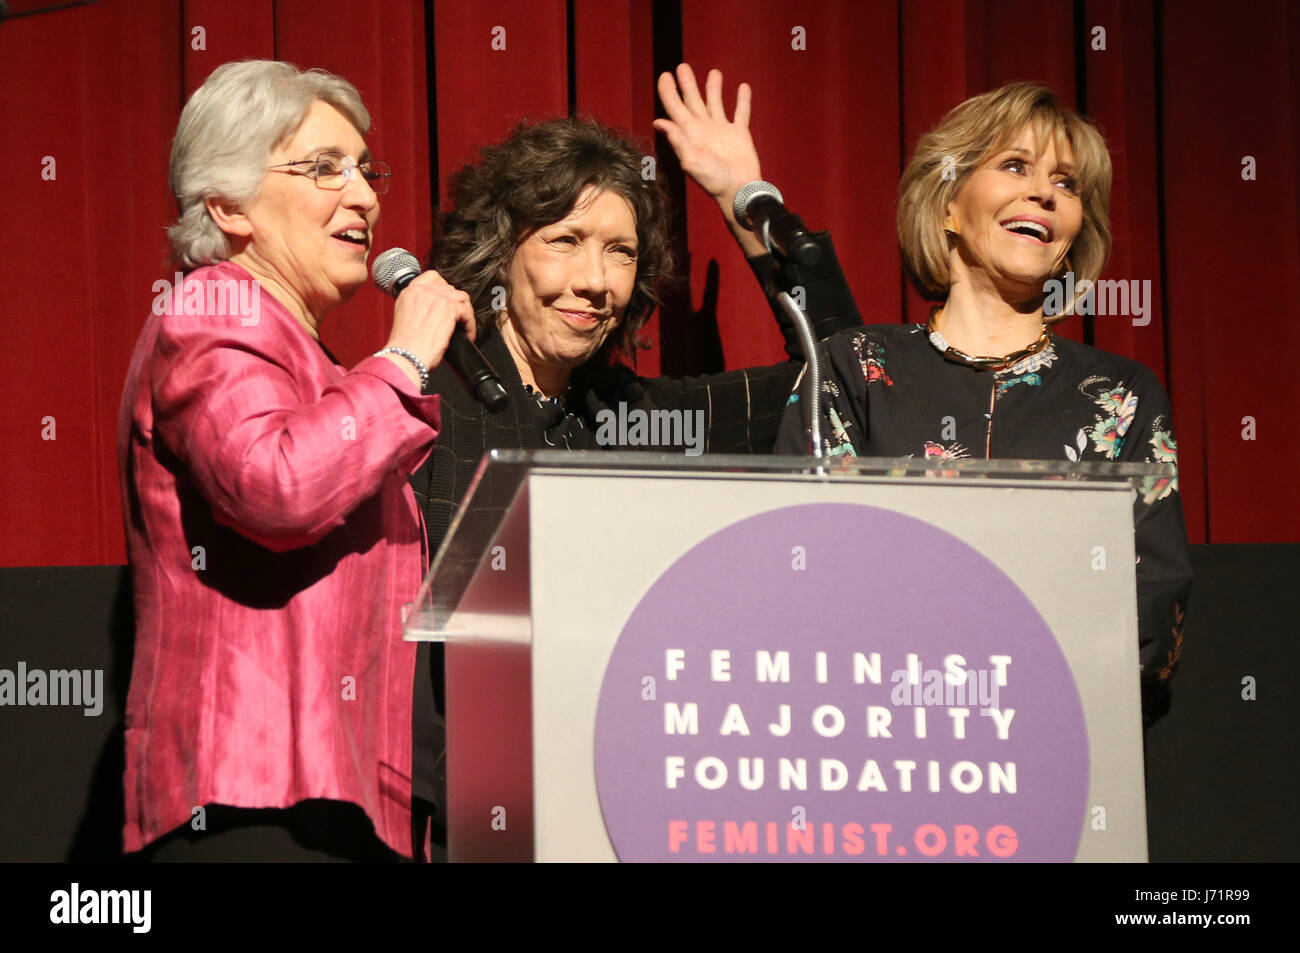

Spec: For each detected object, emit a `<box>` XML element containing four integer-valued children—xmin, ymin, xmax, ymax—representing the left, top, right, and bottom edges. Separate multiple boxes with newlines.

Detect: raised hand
<box><xmin>654</xmin><ymin>64</ymin><xmax>763</xmax><ymax>237</ymax></box>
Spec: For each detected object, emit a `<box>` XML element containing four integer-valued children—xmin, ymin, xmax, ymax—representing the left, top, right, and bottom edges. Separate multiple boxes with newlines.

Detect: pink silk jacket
<box><xmin>117</xmin><ymin>261</ymin><xmax>440</xmax><ymax>857</ymax></box>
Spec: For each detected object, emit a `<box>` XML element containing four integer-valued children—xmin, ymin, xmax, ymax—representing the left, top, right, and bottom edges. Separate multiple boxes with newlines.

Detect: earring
<box><xmin>943</xmin><ymin>215</ymin><xmax>960</xmax><ymax>237</ymax></box>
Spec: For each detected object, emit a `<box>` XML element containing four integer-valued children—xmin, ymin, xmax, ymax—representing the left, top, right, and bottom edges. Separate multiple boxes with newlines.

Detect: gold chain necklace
<box><xmin>925</xmin><ymin>306</ymin><xmax>1052</xmax><ymax>373</ymax></box>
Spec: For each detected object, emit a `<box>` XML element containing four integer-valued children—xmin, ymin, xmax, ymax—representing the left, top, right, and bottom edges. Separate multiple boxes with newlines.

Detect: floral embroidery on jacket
<box><xmin>1140</xmin><ymin>415</ymin><xmax>1179</xmax><ymax>503</ymax></box>
<box><xmin>825</xmin><ymin>405</ymin><xmax>855</xmax><ymax>457</ymax></box>
<box><xmin>921</xmin><ymin>440</ymin><xmax>971</xmax><ymax>460</ymax></box>
<box><xmin>992</xmin><ymin>342</ymin><xmax>1057</xmax><ymax>399</ymax></box>
<box><xmin>1075</xmin><ymin>376</ymin><xmax>1139</xmax><ymax>460</ymax></box>
<box><xmin>1160</xmin><ymin>601</ymin><xmax>1187</xmax><ymax>680</ymax></box>
<box><xmin>996</xmin><ymin>373</ymin><xmax>1041</xmax><ymax>398</ymax></box>
<box><xmin>788</xmin><ymin>367</ymin><xmax>857</xmax><ymax>457</ymax></box>
<box><xmin>1004</xmin><ymin>342</ymin><xmax>1058</xmax><ymax>376</ymax></box>
<box><xmin>853</xmin><ymin>333</ymin><xmax>894</xmax><ymax>387</ymax></box>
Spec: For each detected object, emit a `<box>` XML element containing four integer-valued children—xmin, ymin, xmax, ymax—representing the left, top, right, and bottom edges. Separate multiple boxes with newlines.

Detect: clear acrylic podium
<box><xmin>405</xmin><ymin>451</ymin><xmax>1173</xmax><ymax>863</ymax></box>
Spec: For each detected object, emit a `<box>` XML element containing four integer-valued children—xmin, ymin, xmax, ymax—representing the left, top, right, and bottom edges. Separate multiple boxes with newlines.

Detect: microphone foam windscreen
<box><xmin>732</xmin><ymin>180</ymin><xmax>785</xmax><ymax>225</ymax></box>
<box><xmin>371</xmin><ymin>248</ymin><xmax>421</xmax><ymax>295</ymax></box>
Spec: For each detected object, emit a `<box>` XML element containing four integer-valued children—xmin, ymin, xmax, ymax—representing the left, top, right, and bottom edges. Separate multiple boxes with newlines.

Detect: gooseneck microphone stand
<box><xmin>732</xmin><ymin>181</ymin><xmax>827</xmax><ymax>468</ymax></box>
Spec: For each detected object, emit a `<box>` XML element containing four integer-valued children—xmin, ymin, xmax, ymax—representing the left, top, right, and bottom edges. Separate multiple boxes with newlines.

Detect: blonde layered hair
<box><xmin>897</xmin><ymin>82</ymin><xmax>1112</xmax><ymax>319</ymax></box>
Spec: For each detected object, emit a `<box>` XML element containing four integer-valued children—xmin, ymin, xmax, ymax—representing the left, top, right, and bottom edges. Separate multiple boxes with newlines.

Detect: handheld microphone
<box><xmin>732</xmin><ymin>181</ymin><xmax>823</xmax><ymax>267</ymax></box>
<box><xmin>371</xmin><ymin>248</ymin><xmax>510</xmax><ymax>414</ymax></box>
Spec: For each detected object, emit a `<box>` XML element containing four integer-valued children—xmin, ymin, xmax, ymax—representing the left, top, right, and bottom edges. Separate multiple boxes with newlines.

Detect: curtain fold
<box><xmin>1</xmin><ymin>0</ymin><xmax>1296</xmax><ymax>564</ymax></box>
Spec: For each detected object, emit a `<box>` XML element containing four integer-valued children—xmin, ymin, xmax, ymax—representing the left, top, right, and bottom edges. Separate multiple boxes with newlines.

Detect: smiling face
<box><xmin>233</xmin><ymin>100</ymin><xmax>379</xmax><ymax>320</ymax></box>
<box><xmin>500</xmin><ymin>185</ymin><xmax>638</xmax><ymax>385</ymax></box>
<box><xmin>946</xmin><ymin>123</ymin><xmax>1083</xmax><ymax>299</ymax></box>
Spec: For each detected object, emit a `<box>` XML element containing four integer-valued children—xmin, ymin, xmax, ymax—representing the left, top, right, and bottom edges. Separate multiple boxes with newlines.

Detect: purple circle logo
<box><xmin>594</xmin><ymin>503</ymin><xmax>1089</xmax><ymax>862</ymax></box>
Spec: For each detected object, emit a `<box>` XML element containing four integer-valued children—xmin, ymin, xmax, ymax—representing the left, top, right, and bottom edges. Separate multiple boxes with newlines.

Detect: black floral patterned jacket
<box><xmin>776</xmin><ymin>321</ymin><xmax>1193</xmax><ymax>726</ymax></box>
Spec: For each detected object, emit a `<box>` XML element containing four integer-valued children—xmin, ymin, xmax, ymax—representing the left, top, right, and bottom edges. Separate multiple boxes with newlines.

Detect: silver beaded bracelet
<box><xmin>374</xmin><ymin>346</ymin><xmax>429</xmax><ymax>390</ymax></box>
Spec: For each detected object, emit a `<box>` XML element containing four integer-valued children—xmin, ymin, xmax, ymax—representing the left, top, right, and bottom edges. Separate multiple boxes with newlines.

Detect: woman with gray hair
<box><xmin>118</xmin><ymin>60</ymin><xmax>472</xmax><ymax>860</ymax></box>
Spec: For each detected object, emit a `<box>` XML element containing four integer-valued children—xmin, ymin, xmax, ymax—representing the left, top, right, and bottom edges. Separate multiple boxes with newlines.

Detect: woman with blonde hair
<box><xmin>763</xmin><ymin>80</ymin><xmax>1191</xmax><ymax>725</ymax></box>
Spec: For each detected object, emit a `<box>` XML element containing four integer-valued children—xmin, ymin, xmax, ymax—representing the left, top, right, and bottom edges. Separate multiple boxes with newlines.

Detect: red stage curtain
<box><xmin>1</xmin><ymin>0</ymin><xmax>1296</xmax><ymax>566</ymax></box>
<box><xmin>1</xmin><ymin>0</ymin><xmax>180</xmax><ymax>568</ymax></box>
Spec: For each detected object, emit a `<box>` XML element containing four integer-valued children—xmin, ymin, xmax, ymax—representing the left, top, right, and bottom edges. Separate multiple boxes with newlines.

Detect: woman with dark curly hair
<box><xmin>407</xmin><ymin>66</ymin><xmax>861</xmax><ymax>844</ymax></box>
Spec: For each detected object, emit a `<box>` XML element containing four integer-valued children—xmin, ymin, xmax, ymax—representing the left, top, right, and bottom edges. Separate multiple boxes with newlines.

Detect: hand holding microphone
<box><xmin>372</xmin><ymin>248</ymin><xmax>510</xmax><ymax>412</ymax></box>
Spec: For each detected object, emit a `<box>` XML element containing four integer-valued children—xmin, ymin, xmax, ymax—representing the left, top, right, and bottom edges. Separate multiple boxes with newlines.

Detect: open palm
<box><xmin>654</xmin><ymin>64</ymin><xmax>762</xmax><ymax>209</ymax></box>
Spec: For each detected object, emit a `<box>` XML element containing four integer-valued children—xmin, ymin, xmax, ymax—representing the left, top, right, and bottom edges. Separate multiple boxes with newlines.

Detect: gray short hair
<box><xmin>167</xmin><ymin>60</ymin><xmax>370</xmax><ymax>269</ymax></box>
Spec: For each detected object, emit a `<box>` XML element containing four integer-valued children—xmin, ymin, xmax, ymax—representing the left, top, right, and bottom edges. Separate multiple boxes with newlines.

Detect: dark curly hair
<box><xmin>429</xmin><ymin>116</ymin><xmax>673</xmax><ymax>353</ymax></box>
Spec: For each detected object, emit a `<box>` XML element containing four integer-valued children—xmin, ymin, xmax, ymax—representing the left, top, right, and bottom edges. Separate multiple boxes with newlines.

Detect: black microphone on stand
<box><xmin>731</xmin><ymin>182</ymin><xmax>827</xmax><ymax>458</ymax></box>
<box><xmin>371</xmin><ymin>248</ymin><xmax>510</xmax><ymax>414</ymax></box>
<box><xmin>732</xmin><ymin>181</ymin><xmax>823</xmax><ymax>267</ymax></box>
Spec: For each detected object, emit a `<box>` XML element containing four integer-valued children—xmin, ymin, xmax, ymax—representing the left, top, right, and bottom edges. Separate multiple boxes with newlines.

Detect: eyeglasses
<box><xmin>267</xmin><ymin>152</ymin><xmax>393</xmax><ymax>194</ymax></box>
